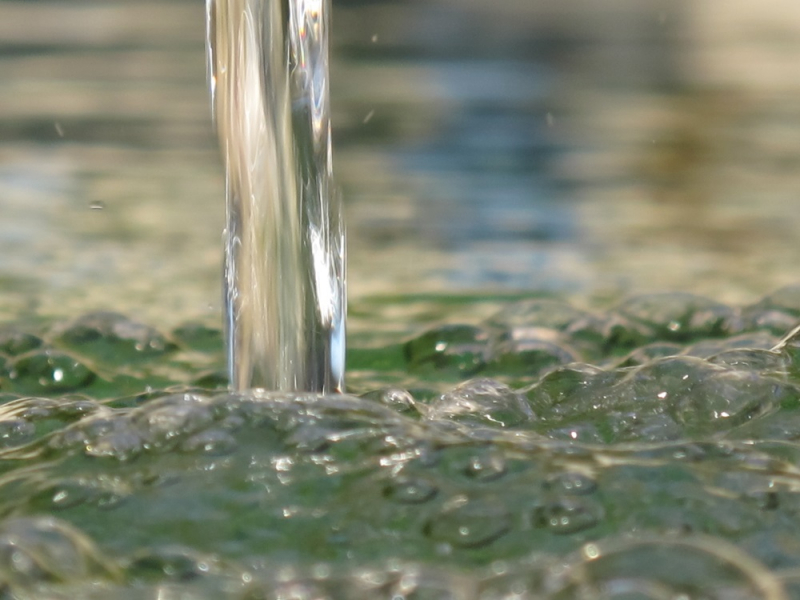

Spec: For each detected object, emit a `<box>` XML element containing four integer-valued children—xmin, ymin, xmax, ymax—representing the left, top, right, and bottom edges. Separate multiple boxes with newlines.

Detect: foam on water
<box><xmin>207</xmin><ymin>0</ymin><xmax>345</xmax><ymax>392</ymax></box>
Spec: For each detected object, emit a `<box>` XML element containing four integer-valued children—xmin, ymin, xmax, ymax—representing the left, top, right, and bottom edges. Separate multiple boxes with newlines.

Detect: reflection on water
<box><xmin>1</xmin><ymin>0</ymin><xmax>800</xmax><ymax>323</ymax></box>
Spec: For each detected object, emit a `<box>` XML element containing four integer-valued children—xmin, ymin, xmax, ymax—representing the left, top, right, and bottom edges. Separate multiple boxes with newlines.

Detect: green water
<box><xmin>2</xmin><ymin>290</ymin><xmax>800</xmax><ymax>597</ymax></box>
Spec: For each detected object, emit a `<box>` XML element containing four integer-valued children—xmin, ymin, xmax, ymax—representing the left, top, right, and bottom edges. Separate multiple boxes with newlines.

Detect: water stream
<box><xmin>207</xmin><ymin>0</ymin><xmax>345</xmax><ymax>392</ymax></box>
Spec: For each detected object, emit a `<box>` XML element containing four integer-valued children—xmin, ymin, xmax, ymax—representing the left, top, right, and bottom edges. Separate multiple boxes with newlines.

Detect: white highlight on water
<box><xmin>206</xmin><ymin>0</ymin><xmax>345</xmax><ymax>392</ymax></box>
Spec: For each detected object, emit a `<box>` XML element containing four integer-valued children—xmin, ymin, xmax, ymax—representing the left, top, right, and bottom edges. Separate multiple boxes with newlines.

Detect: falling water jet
<box><xmin>206</xmin><ymin>0</ymin><xmax>345</xmax><ymax>392</ymax></box>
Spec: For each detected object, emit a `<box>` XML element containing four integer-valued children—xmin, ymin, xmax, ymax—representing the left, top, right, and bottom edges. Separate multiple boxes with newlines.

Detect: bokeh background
<box><xmin>1</xmin><ymin>0</ymin><xmax>799</xmax><ymax>329</ymax></box>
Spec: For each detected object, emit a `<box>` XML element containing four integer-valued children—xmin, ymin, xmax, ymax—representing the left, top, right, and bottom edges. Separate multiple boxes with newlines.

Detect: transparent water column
<box><xmin>206</xmin><ymin>0</ymin><xmax>345</xmax><ymax>392</ymax></box>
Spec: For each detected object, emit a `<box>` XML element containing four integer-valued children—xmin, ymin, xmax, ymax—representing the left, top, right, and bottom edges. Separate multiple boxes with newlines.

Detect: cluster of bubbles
<box><xmin>2</xmin><ymin>289</ymin><xmax>800</xmax><ymax>597</ymax></box>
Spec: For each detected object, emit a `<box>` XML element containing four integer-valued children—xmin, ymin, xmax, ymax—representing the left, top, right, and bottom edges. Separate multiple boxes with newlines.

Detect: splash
<box><xmin>206</xmin><ymin>0</ymin><xmax>345</xmax><ymax>392</ymax></box>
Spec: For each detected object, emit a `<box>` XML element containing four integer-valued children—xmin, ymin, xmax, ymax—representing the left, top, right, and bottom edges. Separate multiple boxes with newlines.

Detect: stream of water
<box><xmin>207</xmin><ymin>0</ymin><xmax>345</xmax><ymax>393</ymax></box>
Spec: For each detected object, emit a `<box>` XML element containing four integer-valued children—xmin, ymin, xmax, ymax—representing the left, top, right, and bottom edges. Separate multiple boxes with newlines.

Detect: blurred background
<box><xmin>1</xmin><ymin>0</ymin><xmax>799</xmax><ymax>328</ymax></box>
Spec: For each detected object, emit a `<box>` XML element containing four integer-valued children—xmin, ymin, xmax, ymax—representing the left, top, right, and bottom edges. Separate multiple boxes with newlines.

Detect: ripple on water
<box><xmin>0</xmin><ymin>291</ymin><xmax>799</xmax><ymax>596</ymax></box>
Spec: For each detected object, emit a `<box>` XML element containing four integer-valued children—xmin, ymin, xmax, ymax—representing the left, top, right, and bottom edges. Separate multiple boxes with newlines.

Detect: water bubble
<box><xmin>31</xmin><ymin>481</ymin><xmax>93</xmax><ymax>511</ymax></box>
<box><xmin>180</xmin><ymin>428</ymin><xmax>238</xmax><ymax>456</ymax></box>
<box><xmin>131</xmin><ymin>393</ymin><xmax>216</xmax><ymax>450</ymax></box>
<box><xmin>51</xmin><ymin>412</ymin><xmax>143</xmax><ymax>460</ymax></box>
<box><xmin>54</xmin><ymin>312</ymin><xmax>175</xmax><ymax>365</ymax></box>
<box><xmin>361</xmin><ymin>387</ymin><xmax>419</xmax><ymax>417</ymax></box>
<box><xmin>2</xmin><ymin>396</ymin><xmax>59</xmax><ymax>420</ymax></box>
<box><xmin>462</xmin><ymin>451</ymin><xmax>507</xmax><ymax>482</ymax></box>
<box><xmin>0</xmin><ymin>517</ymin><xmax>119</xmax><ymax>587</ymax></box>
<box><xmin>0</xmin><ymin>330</ymin><xmax>43</xmax><ymax>356</ymax></box>
<box><xmin>383</xmin><ymin>477</ymin><xmax>438</xmax><ymax>505</ymax></box>
<box><xmin>611</xmin><ymin>355</ymin><xmax>785</xmax><ymax>435</ymax></box>
<box><xmin>708</xmin><ymin>348</ymin><xmax>790</xmax><ymax>377</ymax></box>
<box><xmin>0</xmin><ymin>418</ymin><xmax>35</xmax><ymax>448</ymax></box>
<box><xmin>745</xmin><ymin>310</ymin><xmax>800</xmax><ymax>336</ymax></box>
<box><xmin>127</xmin><ymin>547</ymin><xmax>220</xmax><ymax>582</ymax></box>
<box><xmin>743</xmin><ymin>285</ymin><xmax>800</xmax><ymax>334</ymax></box>
<box><xmin>404</xmin><ymin>325</ymin><xmax>489</xmax><ymax>378</ymax></box>
<box><xmin>522</xmin><ymin>363</ymin><xmax>616</xmax><ymax>420</ymax></box>
<box><xmin>613</xmin><ymin>292</ymin><xmax>740</xmax><ymax>343</ymax></box>
<box><xmin>486</xmin><ymin>338</ymin><xmax>577</xmax><ymax>378</ymax></box>
<box><xmin>424</xmin><ymin>495</ymin><xmax>510</xmax><ymax>549</ymax></box>
<box><xmin>439</xmin><ymin>446</ymin><xmax>510</xmax><ymax>483</ymax></box>
<box><xmin>599</xmin><ymin>315</ymin><xmax>653</xmax><ymax>357</ymax></box>
<box><xmin>687</xmin><ymin>332</ymin><xmax>779</xmax><ymax>359</ymax></box>
<box><xmin>544</xmin><ymin>472</ymin><xmax>597</xmax><ymax>496</ymax></box>
<box><xmin>0</xmin><ymin>397</ymin><xmax>104</xmax><ymax>449</ymax></box>
<box><xmin>545</xmin><ymin>537</ymin><xmax>787</xmax><ymax>600</ymax></box>
<box><xmin>428</xmin><ymin>379</ymin><xmax>535</xmax><ymax>428</ymax></box>
<box><xmin>531</xmin><ymin>496</ymin><xmax>602</xmax><ymax>535</ymax></box>
<box><xmin>7</xmin><ymin>350</ymin><xmax>95</xmax><ymax>394</ymax></box>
